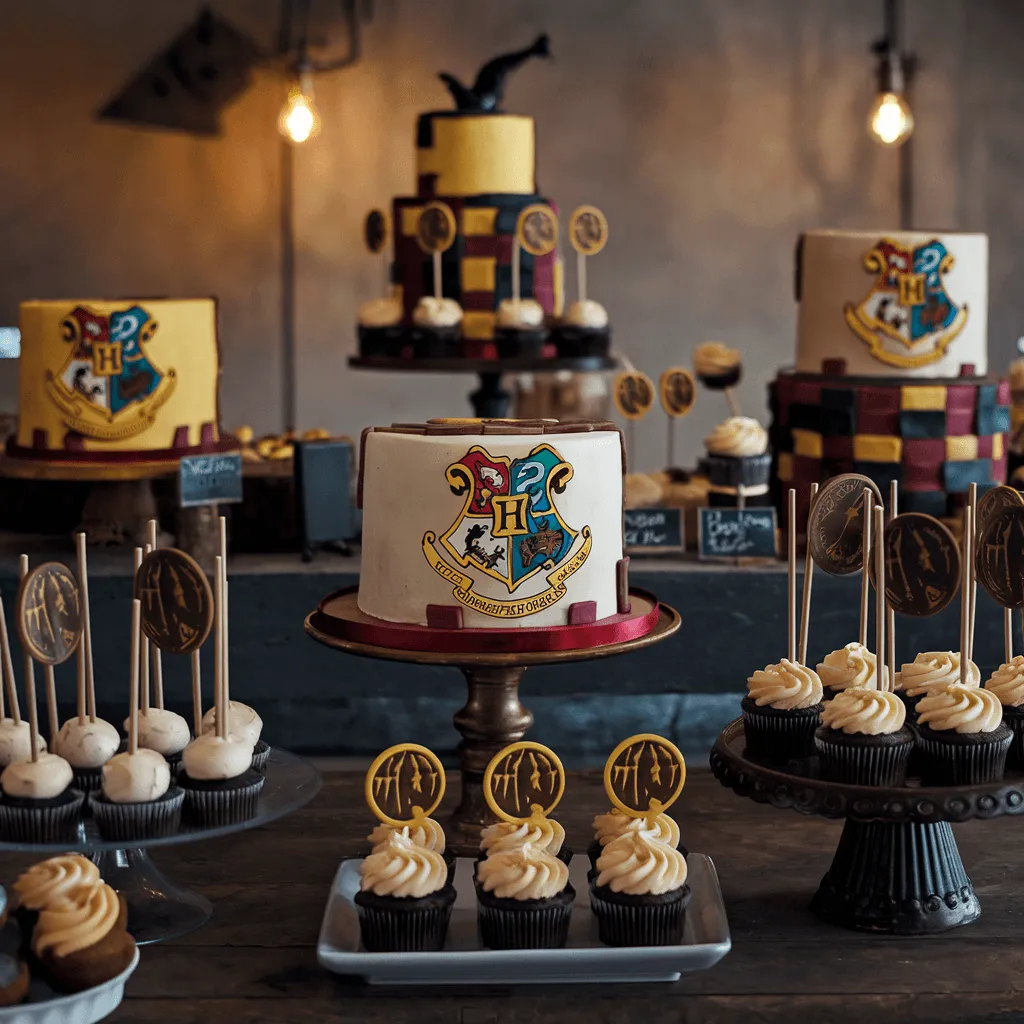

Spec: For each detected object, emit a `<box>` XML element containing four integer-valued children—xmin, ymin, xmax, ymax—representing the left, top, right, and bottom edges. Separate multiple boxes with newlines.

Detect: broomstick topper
<box><xmin>439</xmin><ymin>34</ymin><xmax>550</xmax><ymax>113</ymax></box>
<box><xmin>483</xmin><ymin>740</ymin><xmax>564</xmax><ymax>827</ymax></box>
<box><xmin>603</xmin><ymin>733</ymin><xmax>686</xmax><ymax>829</ymax></box>
<box><xmin>365</xmin><ymin>743</ymin><xmax>446</xmax><ymax>828</ymax></box>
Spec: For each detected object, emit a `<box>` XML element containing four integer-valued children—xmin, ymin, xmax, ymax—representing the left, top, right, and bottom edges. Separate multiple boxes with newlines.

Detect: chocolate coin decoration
<box><xmin>516</xmin><ymin>203</ymin><xmax>558</xmax><ymax>257</ymax></box>
<box><xmin>880</xmin><ymin>513</ymin><xmax>961</xmax><ymax>616</ymax></box>
<box><xmin>977</xmin><ymin>505</ymin><xmax>1024</xmax><ymax>609</ymax></box>
<box><xmin>483</xmin><ymin>741</ymin><xmax>565</xmax><ymax>824</ymax></box>
<box><xmin>415</xmin><ymin>201</ymin><xmax>457</xmax><ymax>255</ymax></box>
<box><xmin>975</xmin><ymin>485</ymin><xmax>1023</xmax><ymax>541</ymax></box>
<box><xmin>364</xmin><ymin>209</ymin><xmax>389</xmax><ymax>254</ymax></box>
<box><xmin>659</xmin><ymin>367</ymin><xmax>696</xmax><ymax>418</ymax></box>
<box><xmin>569</xmin><ymin>205</ymin><xmax>608</xmax><ymax>256</ymax></box>
<box><xmin>134</xmin><ymin>548</ymin><xmax>214</xmax><ymax>654</ymax></box>
<box><xmin>807</xmin><ymin>473</ymin><xmax>883</xmax><ymax>576</ymax></box>
<box><xmin>604</xmin><ymin>733</ymin><xmax>686</xmax><ymax>819</ymax></box>
<box><xmin>364</xmin><ymin>743</ymin><xmax>446</xmax><ymax>827</ymax></box>
<box><xmin>17</xmin><ymin>562</ymin><xmax>82</xmax><ymax>665</ymax></box>
<box><xmin>613</xmin><ymin>370</ymin><xmax>655</xmax><ymax>421</ymax></box>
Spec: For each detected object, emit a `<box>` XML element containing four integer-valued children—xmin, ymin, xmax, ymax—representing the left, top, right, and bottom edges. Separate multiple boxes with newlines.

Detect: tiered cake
<box><xmin>771</xmin><ymin>230</ymin><xmax>1009</xmax><ymax>528</ymax></box>
<box><xmin>9</xmin><ymin>298</ymin><xmax>231</xmax><ymax>469</ymax></box>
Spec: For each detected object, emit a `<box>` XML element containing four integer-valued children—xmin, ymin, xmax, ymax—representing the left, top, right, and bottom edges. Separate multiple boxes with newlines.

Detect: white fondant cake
<box><xmin>358</xmin><ymin>421</ymin><xmax>625</xmax><ymax>629</ymax></box>
<box><xmin>796</xmin><ymin>230</ymin><xmax>988</xmax><ymax>377</ymax></box>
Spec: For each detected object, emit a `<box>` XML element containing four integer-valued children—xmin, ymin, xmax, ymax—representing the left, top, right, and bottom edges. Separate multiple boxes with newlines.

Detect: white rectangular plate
<box><xmin>317</xmin><ymin>853</ymin><xmax>730</xmax><ymax>985</ymax></box>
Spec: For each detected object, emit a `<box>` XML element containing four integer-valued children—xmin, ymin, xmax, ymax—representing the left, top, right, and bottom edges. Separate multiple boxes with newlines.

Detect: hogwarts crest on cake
<box><xmin>422</xmin><ymin>442</ymin><xmax>593</xmax><ymax>617</ymax></box>
<box><xmin>843</xmin><ymin>237</ymin><xmax>968</xmax><ymax>370</ymax></box>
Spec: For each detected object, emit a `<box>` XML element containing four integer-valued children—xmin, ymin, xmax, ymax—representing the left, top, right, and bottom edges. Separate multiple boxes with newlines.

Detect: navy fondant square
<box><xmin>975</xmin><ymin>385</ymin><xmax>997</xmax><ymax>434</ymax></box>
<box><xmin>943</xmin><ymin>458</ymin><xmax>993</xmax><ymax>493</ymax></box>
<box><xmin>853</xmin><ymin>461</ymin><xmax>902</xmax><ymax>493</ymax></box>
<box><xmin>789</xmin><ymin>404</ymin><xmax>824</xmax><ymax>433</ymax></box>
<box><xmin>901</xmin><ymin>491</ymin><xmax>948</xmax><ymax>517</ymax></box>
<box><xmin>899</xmin><ymin>410</ymin><xmax>946</xmax><ymax>440</ymax></box>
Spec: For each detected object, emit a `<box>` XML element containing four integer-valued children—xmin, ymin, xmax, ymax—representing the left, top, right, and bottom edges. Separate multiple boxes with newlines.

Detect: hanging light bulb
<box><xmin>867</xmin><ymin>23</ymin><xmax>914</xmax><ymax>150</ymax></box>
<box><xmin>868</xmin><ymin>89</ymin><xmax>914</xmax><ymax>148</ymax></box>
<box><xmin>278</xmin><ymin>68</ymin><xmax>321</xmax><ymax>144</ymax></box>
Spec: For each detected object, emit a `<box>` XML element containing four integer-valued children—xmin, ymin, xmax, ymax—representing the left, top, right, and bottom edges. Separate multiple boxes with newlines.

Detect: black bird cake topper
<box><xmin>439</xmin><ymin>33</ymin><xmax>550</xmax><ymax>113</ymax></box>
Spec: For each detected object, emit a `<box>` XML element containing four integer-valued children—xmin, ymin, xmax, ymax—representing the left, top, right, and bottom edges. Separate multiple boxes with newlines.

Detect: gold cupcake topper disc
<box><xmin>364</xmin><ymin>743</ymin><xmax>446</xmax><ymax>827</ymax></box>
<box><xmin>483</xmin><ymin>741</ymin><xmax>565</xmax><ymax>825</ymax></box>
<box><xmin>604</xmin><ymin>733</ymin><xmax>686</xmax><ymax>825</ymax></box>
<box><xmin>516</xmin><ymin>204</ymin><xmax>558</xmax><ymax>257</ymax></box>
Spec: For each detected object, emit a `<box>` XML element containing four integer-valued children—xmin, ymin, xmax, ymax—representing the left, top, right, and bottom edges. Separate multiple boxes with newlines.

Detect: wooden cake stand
<box><xmin>305</xmin><ymin>587</ymin><xmax>680</xmax><ymax>844</ymax></box>
<box><xmin>711</xmin><ymin>718</ymin><xmax>1024</xmax><ymax>935</ymax></box>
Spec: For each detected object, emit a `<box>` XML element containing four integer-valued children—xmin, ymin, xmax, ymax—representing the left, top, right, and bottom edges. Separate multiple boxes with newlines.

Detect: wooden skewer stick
<box><xmin>432</xmin><ymin>251</ymin><xmax>442</xmax><ymax>301</ymax></box>
<box><xmin>146</xmin><ymin>521</ymin><xmax>164</xmax><ymax>710</ymax></box>
<box><xmin>725</xmin><ymin>389</ymin><xmax>741</xmax><ymax>418</ymax></box>
<box><xmin>76</xmin><ymin>533</ymin><xmax>96</xmax><ymax>722</ymax></box>
<box><xmin>0</xmin><ymin>593</ymin><xmax>20</xmax><ymax>725</ymax></box>
<box><xmin>128</xmin><ymin>599</ymin><xmax>141</xmax><ymax>755</ymax></box>
<box><xmin>19</xmin><ymin>556</ymin><xmax>38</xmax><ymax>762</ymax></box>
<box><xmin>192</xmin><ymin>649</ymin><xmax>202</xmax><ymax>738</ymax></box>
<box><xmin>787</xmin><ymin>488</ymin><xmax>797</xmax><ymax>663</ymax></box>
<box><xmin>214</xmin><ymin>556</ymin><xmax>225</xmax><ymax>740</ymax></box>
<box><xmin>859</xmin><ymin>488</ymin><xmax>873</xmax><ymax>648</ymax></box>
<box><xmin>219</xmin><ymin>518</ymin><xmax>230</xmax><ymax>734</ymax></box>
<box><xmin>1005</xmin><ymin>606</ymin><xmax>1014</xmax><ymax>665</ymax></box>
<box><xmin>874</xmin><ymin>505</ymin><xmax>886</xmax><ymax>694</ymax></box>
<box><xmin>798</xmin><ymin>482</ymin><xmax>819</xmax><ymax>665</ymax></box>
<box><xmin>968</xmin><ymin>483</ymin><xmax>978</xmax><ymax>660</ymax></box>
<box><xmin>887</xmin><ymin>480</ymin><xmax>897</xmax><ymax>694</ymax></box>
<box><xmin>75</xmin><ymin>632</ymin><xmax>86</xmax><ymax>724</ymax></box>
<box><xmin>43</xmin><ymin>664</ymin><xmax>58</xmax><ymax>746</ymax></box>
<box><xmin>960</xmin><ymin>504</ymin><xmax>971</xmax><ymax>687</ymax></box>
<box><xmin>134</xmin><ymin>547</ymin><xmax>149</xmax><ymax>717</ymax></box>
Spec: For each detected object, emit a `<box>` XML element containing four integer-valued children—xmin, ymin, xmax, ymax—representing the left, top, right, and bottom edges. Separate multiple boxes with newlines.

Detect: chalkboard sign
<box><xmin>698</xmin><ymin>507</ymin><xmax>777</xmax><ymax>560</ymax></box>
<box><xmin>179</xmin><ymin>452</ymin><xmax>243</xmax><ymax>508</ymax></box>
<box><xmin>624</xmin><ymin>508</ymin><xmax>683</xmax><ymax>553</ymax></box>
<box><xmin>294</xmin><ymin>440</ymin><xmax>358</xmax><ymax>560</ymax></box>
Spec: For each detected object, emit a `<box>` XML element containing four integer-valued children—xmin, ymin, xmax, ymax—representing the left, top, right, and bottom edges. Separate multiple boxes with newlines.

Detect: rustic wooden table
<box><xmin>4</xmin><ymin>767</ymin><xmax>1019</xmax><ymax>1023</ymax></box>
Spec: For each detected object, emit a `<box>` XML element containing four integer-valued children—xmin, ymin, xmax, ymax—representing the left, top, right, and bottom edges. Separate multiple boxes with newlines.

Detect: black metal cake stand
<box><xmin>710</xmin><ymin>718</ymin><xmax>1024</xmax><ymax>935</ymax></box>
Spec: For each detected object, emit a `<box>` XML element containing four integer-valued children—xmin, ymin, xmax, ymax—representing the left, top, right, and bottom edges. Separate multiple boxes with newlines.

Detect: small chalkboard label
<box><xmin>698</xmin><ymin>507</ymin><xmax>777</xmax><ymax>560</ymax></box>
<box><xmin>179</xmin><ymin>452</ymin><xmax>243</xmax><ymax>508</ymax></box>
<box><xmin>624</xmin><ymin>508</ymin><xmax>683</xmax><ymax>553</ymax></box>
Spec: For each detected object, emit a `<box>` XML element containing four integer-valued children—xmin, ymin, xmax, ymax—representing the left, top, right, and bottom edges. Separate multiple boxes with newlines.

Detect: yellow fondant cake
<box><xmin>12</xmin><ymin>298</ymin><xmax>225</xmax><ymax>465</ymax></box>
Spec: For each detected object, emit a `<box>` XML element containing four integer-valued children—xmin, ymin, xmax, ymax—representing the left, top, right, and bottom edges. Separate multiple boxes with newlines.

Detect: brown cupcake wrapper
<box><xmin>741</xmin><ymin>698</ymin><xmax>822</xmax><ymax>762</ymax></box>
<box><xmin>354</xmin><ymin>890</ymin><xmax>455</xmax><ymax>952</ymax></box>
<box><xmin>915</xmin><ymin>727</ymin><xmax>1012</xmax><ymax>785</ymax></box>
<box><xmin>181</xmin><ymin>775</ymin><xmax>265</xmax><ymax>827</ymax></box>
<box><xmin>1002</xmin><ymin>706</ymin><xmax>1024</xmax><ymax>770</ymax></box>
<box><xmin>476</xmin><ymin>887</ymin><xmax>575</xmax><ymax>950</ymax></box>
<box><xmin>88</xmin><ymin>788</ymin><xmax>184</xmax><ymax>842</ymax></box>
<box><xmin>70</xmin><ymin>768</ymin><xmax>104</xmax><ymax>799</ymax></box>
<box><xmin>0</xmin><ymin>791</ymin><xmax>85</xmax><ymax>844</ymax></box>
<box><xmin>814</xmin><ymin>729</ymin><xmax>914</xmax><ymax>786</ymax></box>
<box><xmin>588</xmin><ymin>882</ymin><xmax>690</xmax><ymax>946</ymax></box>
<box><xmin>251</xmin><ymin>741</ymin><xmax>271</xmax><ymax>773</ymax></box>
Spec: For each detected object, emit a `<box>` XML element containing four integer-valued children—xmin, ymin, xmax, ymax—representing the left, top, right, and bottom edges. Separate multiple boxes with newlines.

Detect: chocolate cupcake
<box><xmin>355</xmin><ymin>831</ymin><xmax>455</xmax><ymax>952</ymax></box>
<box><xmin>589</xmin><ymin>827</ymin><xmax>690</xmax><ymax>946</ymax></box>
<box><xmin>178</xmin><ymin>734</ymin><xmax>263</xmax><ymax>827</ymax></box>
<box><xmin>475</xmin><ymin>843</ymin><xmax>574</xmax><ymax>950</ymax></box>
<box><xmin>11</xmin><ymin>855</ymin><xmax>100</xmax><ymax>946</ymax></box>
<box><xmin>32</xmin><ymin>881</ymin><xmax>135</xmax><ymax>993</ymax></box>
<box><xmin>815</xmin><ymin>688</ymin><xmax>913</xmax><ymax>785</ymax></box>
<box><xmin>552</xmin><ymin>299</ymin><xmax>610</xmax><ymax>357</ymax></box>
<box><xmin>693</xmin><ymin>341</ymin><xmax>741</xmax><ymax>390</ymax></box>
<box><xmin>0</xmin><ymin>719</ymin><xmax>45</xmax><ymax>770</ymax></box>
<box><xmin>201</xmin><ymin>701</ymin><xmax>268</xmax><ymax>772</ymax></box>
<box><xmin>494</xmin><ymin>299</ymin><xmax>548</xmax><ymax>358</ymax></box>
<box><xmin>478</xmin><ymin>811</ymin><xmax>572</xmax><ymax>867</ymax></box>
<box><xmin>816</xmin><ymin>642</ymin><xmax>886</xmax><ymax>700</ymax></box>
<box><xmin>0</xmin><ymin>954</ymin><xmax>28</xmax><ymax>1007</ymax></box>
<box><xmin>89</xmin><ymin>749</ymin><xmax>183</xmax><ymax>841</ymax></box>
<box><xmin>896</xmin><ymin>651</ymin><xmax>980</xmax><ymax>716</ymax></box>
<box><xmin>53</xmin><ymin>717</ymin><xmax>120</xmax><ymax>796</ymax></box>
<box><xmin>0</xmin><ymin>754</ymin><xmax>83</xmax><ymax>844</ymax></box>
<box><xmin>410</xmin><ymin>297</ymin><xmax>463</xmax><ymax>358</ymax></box>
<box><xmin>368</xmin><ymin>817</ymin><xmax>456</xmax><ymax>886</ymax></box>
<box><xmin>742</xmin><ymin>659</ymin><xmax>824</xmax><ymax>763</ymax></box>
<box><xmin>587</xmin><ymin>807</ymin><xmax>686</xmax><ymax>872</ymax></box>
<box><xmin>128</xmin><ymin>709</ymin><xmax>191</xmax><ymax>776</ymax></box>
<box><xmin>700</xmin><ymin>417</ymin><xmax>771</xmax><ymax>508</ymax></box>
<box><xmin>356</xmin><ymin>296</ymin><xmax>406</xmax><ymax>358</ymax></box>
<box><xmin>916</xmin><ymin>684</ymin><xmax>1012</xmax><ymax>785</ymax></box>
<box><xmin>985</xmin><ymin>655</ymin><xmax>1024</xmax><ymax>769</ymax></box>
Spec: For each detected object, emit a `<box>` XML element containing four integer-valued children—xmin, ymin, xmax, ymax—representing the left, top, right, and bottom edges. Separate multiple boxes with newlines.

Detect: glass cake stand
<box><xmin>710</xmin><ymin>718</ymin><xmax>1024</xmax><ymax>935</ymax></box>
<box><xmin>0</xmin><ymin>748</ymin><xmax>321</xmax><ymax>944</ymax></box>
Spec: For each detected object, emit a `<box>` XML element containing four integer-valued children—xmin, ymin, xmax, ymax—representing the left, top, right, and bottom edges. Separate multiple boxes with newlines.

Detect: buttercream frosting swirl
<box><xmin>479</xmin><ymin>815</ymin><xmax>565</xmax><ymax>857</ymax></box>
<box><xmin>182</xmin><ymin>733</ymin><xmax>254</xmax><ymax>781</ymax></box>
<box><xmin>102</xmin><ymin>750</ymin><xmax>170</xmax><ymax>804</ymax></box>
<box><xmin>368</xmin><ymin>818</ymin><xmax>446</xmax><ymax>854</ymax></box>
<box><xmin>592</xmin><ymin>807</ymin><xmax>680</xmax><ymax>849</ymax></box>
<box><xmin>475</xmin><ymin>842</ymin><xmax>569</xmax><ymax>901</ymax></box>
<box><xmin>1</xmin><ymin>752</ymin><xmax>72</xmax><ymax>800</ymax></box>
<box><xmin>985</xmin><ymin>655</ymin><xmax>1024</xmax><ymax>707</ymax></box>
<box><xmin>128</xmin><ymin>709</ymin><xmax>191</xmax><ymax>757</ymax></box>
<box><xmin>820</xmin><ymin>687</ymin><xmax>906</xmax><ymax>735</ymax></box>
<box><xmin>33</xmin><ymin>882</ymin><xmax>121</xmax><ymax>959</ymax></box>
<box><xmin>497</xmin><ymin>298</ymin><xmax>544</xmax><ymax>330</ymax></box>
<box><xmin>413</xmin><ymin>297</ymin><xmax>463</xmax><ymax>329</ymax></box>
<box><xmin>917</xmin><ymin>684</ymin><xmax>1005</xmax><ymax>734</ymax></box>
<box><xmin>14</xmin><ymin>856</ymin><xmax>100</xmax><ymax>911</ymax></box>
<box><xmin>358</xmin><ymin>296</ymin><xmax>402</xmax><ymax>328</ymax></box>
<box><xmin>694</xmin><ymin>341</ymin><xmax>740</xmax><ymax>376</ymax></box>
<box><xmin>595</xmin><ymin>827</ymin><xmax>688</xmax><ymax>895</ymax></box>
<box><xmin>563</xmin><ymin>299</ymin><xmax>608</xmax><ymax>330</ymax></box>
<box><xmin>201</xmin><ymin>701</ymin><xmax>263</xmax><ymax>746</ymax></box>
<box><xmin>0</xmin><ymin>719</ymin><xmax>46</xmax><ymax>768</ymax></box>
<box><xmin>747</xmin><ymin>659</ymin><xmax>823</xmax><ymax>710</ymax></box>
<box><xmin>704</xmin><ymin>417</ymin><xmax>768</xmax><ymax>457</ymax></box>
<box><xmin>359</xmin><ymin>830</ymin><xmax>447</xmax><ymax>898</ymax></box>
<box><xmin>816</xmin><ymin>642</ymin><xmax>885</xmax><ymax>691</ymax></box>
<box><xmin>54</xmin><ymin>718</ymin><xmax>119</xmax><ymax>769</ymax></box>
<box><xmin>896</xmin><ymin>651</ymin><xmax>980</xmax><ymax>696</ymax></box>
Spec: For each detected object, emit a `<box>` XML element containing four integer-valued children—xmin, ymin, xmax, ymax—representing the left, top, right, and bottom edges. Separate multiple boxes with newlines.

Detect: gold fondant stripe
<box><xmin>853</xmin><ymin>434</ymin><xmax>903</xmax><ymax>463</ymax></box>
<box><xmin>994</xmin><ymin>434</ymin><xmax>1004</xmax><ymax>459</ymax></box>
<box><xmin>462</xmin><ymin>208</ymin><xmax>497</xmax><ymax>236</ymax></box>
<box><xmin>400</xmin><ymin>207</ymin><xmax>424</xmax><ymax>237</ymax></box>
<box><xmin>461</xmin><ymin>257</ymin><xmax>496</xmax><ymax>292</ymax></box>
<box><xmin>462</xmin><ymin>311</ymin><xmax>496</xmax><ymax>340</ymax></box>
<box><xmin>777</xmin><ymin>452</ymin><xmax>794</xmax><ymax>482</ymax></box>
<box><xmin>792</xmin><ymin>429</ymin><xmax>823</xmax><ymax>459</ymax></box>
<box><xmin>946</xmin><ymin>435</ymin><xmax>978</xmax><ymax>461</ymax></box>
<box><xmin>900</xmin><ymin>386</ymin><xmax>947</xmax><ymax>411</ymax></box>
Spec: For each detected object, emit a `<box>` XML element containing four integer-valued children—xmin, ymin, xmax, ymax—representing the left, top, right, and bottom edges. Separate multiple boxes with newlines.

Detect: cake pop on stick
<box><xmin>128</xmin><ymin>601</ymin><xmax>140</xmax><ymax>756</ymax></box>
<box><xmin>561</xmin><ymin>205</ymin><xmax>611</xmax><ymax>353</ymax></box>
<box><xmin>146</xmin><ymin>520</ymin><xmax>165</xmax><ymax>711</ymax></box>
<box><xmin>887</xmin><ymin>480</ymin><xmax>897</xmax><ymax>692</ymax></box>
<box><xmin>192</xmin><ymin>650</ymin><xmax>202</xmax><ymax>738</ymax></box>
<box><xmin>17</xmin><ymin>556</ymin><xmax>37</xmax><ymax>761</ymax></box>
<box><xmin>135</xmin><ymin>547</ymin><xmax>150</xmax><ymax>717</ymax></box>
<box><xmin>969</xmin><ymin>482</ymin><xmax>978</xmax><ymax>660</ymax></box>
<box><xmin>787</xmin><ymin>488</ymin><xmax>797</xmax><ymax>663</ymax></box>
<box><xmin>874</xmin><ymin>505</ymin><xmax>886</xmax><ymax>693</ymax></box>
<box><xmin>215</xmin><ymin>557</ymin><xmax>225</xmax><ymax>740</ymax></box>
<box><xmin>859</xmin><ymin>487</ymin><xmax>873</xmax><ymax>648</ymax></box>
<box><xmin>1006</xmin><ymin>606</ymin><xmax>1014</xmax><ymax>666</ymax></box>
<box><xmin>0</xmin><ymin>588</ymin><xmax>43</xmax><ymax>768</ymax></box>
<box><xmin>960</xmin><ymin>503</ymin><xmax>972</xmax><ymax>687</ymax></box>
<box><xmin>798</xmin><ymin>482</ymin><xmax>819</xmax><ymax>665</ymax></box>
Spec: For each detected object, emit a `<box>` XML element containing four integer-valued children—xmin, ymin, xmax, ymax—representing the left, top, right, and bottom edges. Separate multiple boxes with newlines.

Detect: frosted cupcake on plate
<box><xmin>985</xmin><ymin>655</ymin><xmax>1024</xmax><ymax>768</ymax></box>
<box><xmin>90</xmin><ymin>748</ymin><xmax>182</xmax><ymax>841</ymax></box>
<box><xmin>694</xmin><ymin>341</ymin><xmax>741</xmax><ymax>390</ymax></box>
<box><xmin>700</xmin><ymin>417</ymin><xmax>772</xmax><ymax>508</ymax></box>
<box><xmin>495</xmin><ymin>299</ymin><xmax>548</xmax><ymax>358</ymax></box>
<box><xmin>814</xmin><ymin>688</ymin><xmax>913</xmax><ymax>785</ymax></box>
<box><xmin>0</xmin><ymin>752</ymin><xmax>82</xmax><ymax>844</ymax></box>
<box><xmin>816</xmin><ymin>642</ymin><xmax>886</xmax><ymax>700</ymax></box>
<box><xmin>896</xmin><ymin>651</ymin><xmax>980</xmax><ymax>715</ymax></box>
<box><xmin>478</xmin><ymin>806</ymin><xmax>570</xmax><ymax>866</ymax></box>
<box><xmin>201</xmin><ymin>701</ymin><xmax>269</xmax><ymax>772</ymax></box>
<box><xmin>916</xmin><ymin>684</ymin><xmax>1011</xmax><ymax>785</ymax></box>
<box><xmin>53</xmin><ymin>716</ymin><xmax>120</xmax><ymax>796</ymax></box>
<box><xmin>357</xmin><ymin>294</ymin><xmax>405</xmax><ymax>358</ymax></box>
<box><xmin>588</xmin><ymin>806</ymin><xmax>685</xmax><ymax>872</ymax></box>
<box><xmin>742</xmin><ymin>659</ymin><xmax>824</xmax><ymax>762</ymax></box>
<box><xmin>411</xmin><ymin>297</ymin><xmax>463</xmax><ymax>358</ymax></box>
<box><xmin>368</xmin><ymin>809</ymin><xmax>455</xmax><ymax>885</ymax></box>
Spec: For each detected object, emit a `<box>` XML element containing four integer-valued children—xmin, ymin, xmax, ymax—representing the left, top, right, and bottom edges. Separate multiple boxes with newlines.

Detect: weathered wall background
<box><xmin>1</xmin><ymin>0</ymin><xmax>1021</xmax><ymax>471</ymax></box>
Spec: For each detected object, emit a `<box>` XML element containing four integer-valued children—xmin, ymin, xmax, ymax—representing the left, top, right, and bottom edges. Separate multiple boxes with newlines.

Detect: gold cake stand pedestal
<box><xmin>305</xmin><ymin>593</ymin><xmax>680</xmax><ymax>847</ymax></box>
